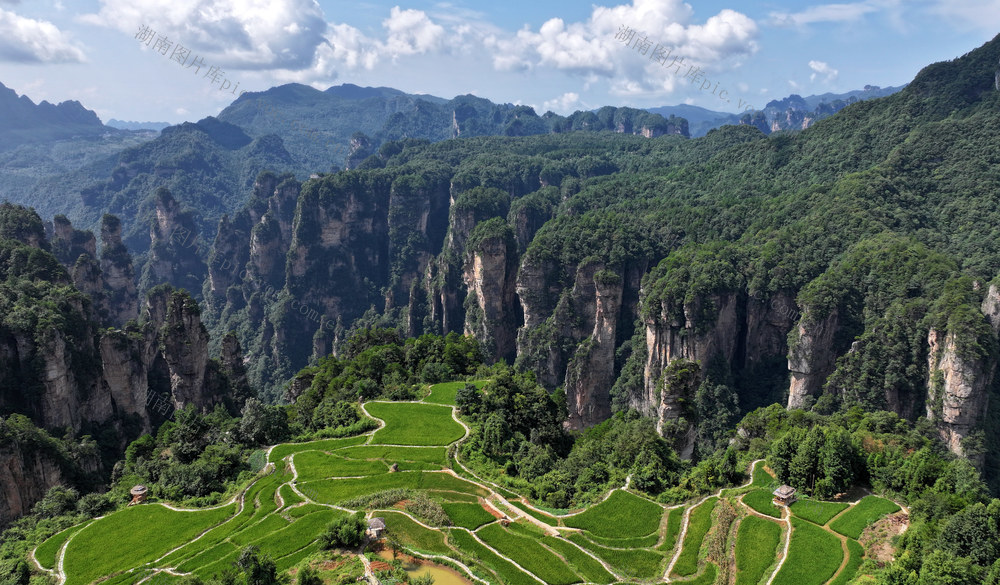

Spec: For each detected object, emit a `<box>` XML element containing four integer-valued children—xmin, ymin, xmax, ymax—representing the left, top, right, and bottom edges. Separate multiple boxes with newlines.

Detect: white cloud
<box><xmin>769</xmin><ymin>2</ymin><xmax>879</xmax><ymax>27</ymax></box>
<box><xmin>80</xmin><ymin>0</ymin><xmax>328</xmax><ymax>70</ymax></box>
<box><xmin>0</xmin><ymin>8</ymin><xmax>86</xmax><ymax>63</ymax></box>
<box><xmin>483</xmin><ymin>0</ymin><xmax>757</xmax><ymax>99</ymax></box>
<box><xmin>808</xmin><ymin>60</ymin><xmax>838</xmax><ymax>82</ymax></box>
<box><xmin>383</xmin><ymin>7</ymin><xmax>445</xmax><ymax>58</ymax></box>
<box><xmin>541</xmin><ymin>91</ymin><xmax>581</xmax><ymax>113</ymax></box>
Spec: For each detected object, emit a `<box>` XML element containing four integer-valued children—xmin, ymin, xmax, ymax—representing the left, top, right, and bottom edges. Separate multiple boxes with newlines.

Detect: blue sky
<box><xmin>0</xmin><ymin>0</ymin><xmax>996</xmax><ymax>123</ymax></box>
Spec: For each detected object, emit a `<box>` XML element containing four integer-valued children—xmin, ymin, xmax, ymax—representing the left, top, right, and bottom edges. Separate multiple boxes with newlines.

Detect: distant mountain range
<box><xmin>648</xmin><ymin>85</ymin><xmax>905</xmax><ymax>137</ymax></box>
<box><xmin>0</xmin><ymin>79</ymin><xmax>905</xmax><ymax>263</ymax></box>
<box><xmin>105</xmin><ymin>119</ymin><xmax>171</xmax><ymax>132</ymax></box>
<box><xmin>0</xmin><ymin>81</ymin><xmax>113</xmax><ymax>150</ymax></box>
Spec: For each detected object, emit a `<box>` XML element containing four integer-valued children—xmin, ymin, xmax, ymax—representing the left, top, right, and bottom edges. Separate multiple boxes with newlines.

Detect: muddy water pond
<box><xmin>376</xmin><ymin>549</ymin><xmax>471</xmax><ymax>585</ymax></box>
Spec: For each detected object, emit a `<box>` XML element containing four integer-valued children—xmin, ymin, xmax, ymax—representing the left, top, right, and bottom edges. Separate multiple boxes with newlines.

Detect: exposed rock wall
<box><xmin>564</xmin><ymin>266</ymin><xmax>623</xmax><ymax>429</ymax></box>
<box><xmin>0</xmin><ymin>446</ymin><xmax>64</xmax><ymax>527</ymax></box>
<box><xmin>926</xmin><ymin>328</ymin><xmax>995</xmax><ymax>461</ymax></box>
<box><xmin>787</xmin><ymin>309</ymin><xmax>841</xmax><ymax>409</ymax></box>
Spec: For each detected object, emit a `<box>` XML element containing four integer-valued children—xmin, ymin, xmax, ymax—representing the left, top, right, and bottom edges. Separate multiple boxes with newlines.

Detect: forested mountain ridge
<box><xmin>183</xmin><ymin>33</ymin><xmax>1000</xmax><ymax>490</ymax></box>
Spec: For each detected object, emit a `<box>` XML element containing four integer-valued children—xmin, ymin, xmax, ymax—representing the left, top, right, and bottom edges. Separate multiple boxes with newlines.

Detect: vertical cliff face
<box><xmin>147</xmin><ymin>288</ymin><xmax>217</xmax><ymax>410</ymax></box>
<box><xmin>564</xmin><ymin>266</ymin><xmax>623</xmax><ymax>429</ymax></box>
<box><xmin>462</xmin><ymin>221</ymin><xmax>521</xmax><ymax>363</ymax></box>
<box><xmin>926</xmin><ymin>328</ymin><xmax>995</xmax><ymax>461</ymax></box>
<box><xmin>643</xmin><ymin>292</ymin><xmax>743</xmax><ymax>410</ymax></box>
<box><xmin>249</xmin><ymin>178</ymin><xmax>300</xmax><ymax>290</ymax></box>
<box><xmin>100</xmin><ymin>215</ymin><xmax>138</xmax><ymax>325</ymax></box>
<box><xmin>786</xmin><ymin>309</ymin><xmax>842</xmax><ymax>409</ymax></box>
<box><xmin>0</xmin><ymin>445</ymin><xmax>64</xmax><ymax>527</ymax></box>
<box><xmin>139</xmin><ymin>188</ymin><xmax>207</xmax><ymax>296</ymax></box>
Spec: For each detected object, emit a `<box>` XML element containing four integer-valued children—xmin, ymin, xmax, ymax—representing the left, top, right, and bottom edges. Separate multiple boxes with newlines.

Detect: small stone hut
<box><xmin>129</xmin><ymin>485</ymin><xmax>148</xmax><ymax>506</ymax></box>
<box><xmin>367</xmin><ymin>517</ymin><xmax>386</xmax><ymax>539</ymax></box>
<box><xmin>773</xmin><ymin>485</ymin><xmax>797</xmax><ymax>506</ymax></box>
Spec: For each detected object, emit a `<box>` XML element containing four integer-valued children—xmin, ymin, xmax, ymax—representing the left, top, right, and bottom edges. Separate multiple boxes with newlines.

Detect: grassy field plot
<box><xmin>299</xmin><ymin>470</ymin><xmax>485</xmax><ymax>503</ymax></box>
<box><xmin>829</xmin><ymin>496</ymin><xmax>901</xmax><ymax>539</ymax></box>
<box><xmin>442</xmin><ymin>502</ymin><xmax>496</xmax><ymax>529</ymax></box>
<box><xmin>249</xmin><ymin>508</ymin><xmax>339</xmax><ymax>558</ymax></box>
<box><xmin>563</xmin><ymin>490</ymin><xmax>663</xmax><ymax>538</ymax></box>
<box><xmin>62</xmin><ymin>503</ymin><xmax>235</xmax><ymax>585</ymax></box>
<box><xmin>751</xmin><ymin>461</ymin><xmax>776</xmax><ymax>488</ymax></box>
<box><xmin>791</xmin><ymin>498</ymin><xmax>849</xmax><ymax>526</ymax></box>
<box><xmin>447</xmin><ymin>529</ymin><xmax>537</xmax><ymax>585</ymax></box>
<box><xmin>683</xmin><ymin>562</ymin><xmax>717</xmax><ymax>585</ymax></box>
<box><xmin>293</xmin><ymin>450</ymin><xmax>388</xmax><ymax>480</ymax></box>
<box><xmin>566</xmin><ymin>533</ymin><xmax>663</xmax><ymax>580</ymax></box>
<box><xmin>658</xmin><ymin>507</ymin><xmax>683</xmax><ymax>553</ymax></box>
<box><xmin>336</xmin><ymin>445</ymin><xmax>448</xmax><ymax>465</ymax></box>
<box><xmin>742</xmin><ymin>489</ymin><xmax>782</xmax><ymax>518</ymax></box>
<box><xmin>772</xmin><ymin>517</ymin><xmax>843</xmax><ymax>585</ymax></box>
<box><xmin>424</xmin><ymin>380</ymin><xmax>486</xmax><ymax>405</ymax></box>
<box><xmin>541</xmin><ymin>536</ymin><xmax>616</xmax><ymax>584</ymax></box>
<box><xmin>735</xmin><ymin>515</ymin><xmax>782</xmax><ymax>585</ymax></box>
<box><xmin>367</xmin><ymin>402</ymin><xmax>466</xmax><ymax>446</ymax></box>
<box><xmin>477</xmin><ymin>523</ymin><xmax>581</xmax><ymax>585</ymax></box>
<box><xmin>176</xmin><ymin>542</ymin><xmax>238</xmax><ymax>572</ymax></box>
<box><xmin>277</xmin><ymin>483</ymin><xmax>303</xmax><ymax>507</ymax></box>
<box><xmin>583</xmin><ymin>531</ymin><xmax>659</xmax><ymax>548</ymax></box>
<box><xmin>672</xmin><ymin>497</ymin><xmax>717</xmax><ymax>577</ymax></box>
<box><xmin>35</xmin><ymin>521</ymin><xmax>91</xmax><ymax>569</ymax></box>
<box><xmin>268</xmin><ymin>435</ymin><xmax>368</xmax><ymax>463</ymax></box>
<box><xmin>381</xmin><ymin>511</ymin><xmax>450</xmax><ymax>554</ymax></box>
<box><xmin>829</xmin><ymin>538</ymin><xmax>864</xmax><ymax>585</ymax></box>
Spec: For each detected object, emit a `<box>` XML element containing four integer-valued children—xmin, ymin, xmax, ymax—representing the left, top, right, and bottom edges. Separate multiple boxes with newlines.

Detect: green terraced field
<box><xmin>742</xmin><ymin>489</ymin><xmax>782</xmax><ymax>518</ymax></box>
<box><xmin>336</xmin><ymin>445</ymin><xmax>448</xmax><ymax>465</ymax></box>
<box><xmin>751</xmin><ymin>461</ymin><xmax>776</xmax><ymax>487</ymax></box>
<box><xmin>268</xmin><ymin>435</ymin><xmax>368</xmax><ymax>462</ymax></box>
<box><xmin>563</xmin><ymin>490</ymin><xmax>663</xmax><ymax>538</ymax></box>
<box><xmin>735</xmin><ymin>515</ymin><xmax>782</xmax><ymax>585</ymax></box>
<box><xmin>829</xmin><ymin>496</ymin><xmax>901</xmax><ymax>539</ymax></box>
<box><xmin>442</xmin><ymin>502</ymin><xmax>496</xmax><ymax>529</ymax></box>
<box><xmin>541</xmin><ymin>536</ymin><xmax>616</xmax><ymax>584</ymax></box>
<box><xmin>381</xmin><ymin>511</ymin><xmax>451</xmax><ymax>554</ymax></box>
<box><xmin>829</xmin><ymin>538</ymin><xmax>865</xmax><ymax>585</ymax></box>
<box><xmin>672</xmin><ymin>497</ymin><xmax>717</xmax><ymax>577</ymax></box>
<box><xmin>566</xmin><ymin>533</ymin><xmax>664</xmax><ymax>580</ymax></box>
<box><xmin>447</xmin><ymin>529</ymin><xmax>538</xmax><ymax>585</ymax></box>
<box><xmin>791</xmin><ymin>498</ymin><xmax>849</xmax><ymax>526</ymax></box>
<box><xmin>478</xmin><ymin>523</ymin><xmax>582</xmax><ymax>585</ymax></box>
<box><xmin>772</xmin><ymin>517</ymin><xmax>843</xmax><ymax>585</ymax></box>
<box><xmin>424</xmin><ymin>380</ymin><xmax>487</xmax><ymax>405</ymax></box>
<box><xmin>292</xmin><ymin>450</ymin><xmax>389</xmax><ymax>480</ymax></box>
<box><xmin>659</xmin><ymin>507</ymin><xmax>683</xmax><ymax>553</ymax></box>
<box><xmin>34</xmin><ymin>521</ymin><xmax>91</xmax><ymax>570</ymax></box>
<box><xmin>367</xmin><ymin>401</ymin><xmax>466</xmax><ymax>446</ymax></box>
<box><xmin>63</xmin><ymin>504</ymin><xmax>235</xmax><ymax>585</ymax></box>
<box><xmin>47</xmin><ymin>394</ymin><xmax>906</xmax><ymax>585</ymax></box>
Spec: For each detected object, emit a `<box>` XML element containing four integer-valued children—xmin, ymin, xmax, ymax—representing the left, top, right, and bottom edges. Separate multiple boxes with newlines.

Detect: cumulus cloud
<box><xmin>483</xmin><ymin>0</ymin><xmax>757</xmax><ymax>98</ymax></box>
<box><xmin>809</xmin><ymin>59</ymin><xmax>838</xmax><ymax>82</ymax></box>
<box><xmin>542</xmin><ymin>92</ymin><xmax>581</xmax><ymax>113</ymax></box>
<box><xmin>769</xmin><ymin>2</ymin><xmax>879</xmax><ymax>27</ymax></box>
<box><xmin>383</xmin><ymin>7</ymin><xmax>445</xmax><ymax>58</ymax></box>
<box><xmin>80</xmin><ymin>0</ymin><xmax>328</xmax><ymax>70</ymax></box>
<box><xmin>0</xmin><ymin>8</ymin><xmax>86</xmax><ymax>63</ymax></box>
